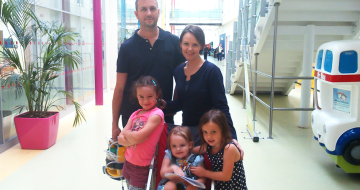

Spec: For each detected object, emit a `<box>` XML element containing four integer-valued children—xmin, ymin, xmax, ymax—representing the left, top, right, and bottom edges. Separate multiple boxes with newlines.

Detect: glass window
<box><xmin>81</xmin><ymin>17</ymin><xmax>95</xmax><ymax>99</ymax></box>
<box><xmin>316</xmin><ymin>50</ymin><xmax>323</xmax><ymax>69</ymax></box>
<box><xmin>324</xmin><ymin>50</ymin><xmax>333</xmax><ymax>73</ymax></box>
<box><xmin>36</xmin><ymin>0</ymin><xmax>62</xmax><ymax>10</ymax></box>
<box><xmin>339</xmin><ymin>50</ymin><xmax>358</xmax><ymax>74</ymax></box>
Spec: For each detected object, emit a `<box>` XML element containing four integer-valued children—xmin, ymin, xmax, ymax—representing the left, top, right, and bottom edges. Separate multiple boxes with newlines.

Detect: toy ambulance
<box><xmin>312</xmin><ymin>39</ymin><xmax>360</xmax><ymax>173</ymax></box>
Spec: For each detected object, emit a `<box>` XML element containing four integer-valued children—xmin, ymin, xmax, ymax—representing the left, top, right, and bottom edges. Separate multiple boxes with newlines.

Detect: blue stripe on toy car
<box><xmin>326</xmin><ymin>128</ymin><xmax>360</xmax><ymax>155</ymax></box>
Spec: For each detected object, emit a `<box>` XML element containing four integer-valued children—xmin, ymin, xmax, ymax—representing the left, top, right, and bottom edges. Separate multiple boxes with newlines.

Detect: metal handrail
<box><xmin>235</xmin><ymin>84</ymin><xmax>314</xmax><ymax>110</ymax></box>
<box><xmin>248</xmin><ymin>68</ymin><xmax>314</xmax><ymax>80</ymax></box>
<box><xmin>251</xmin><ymin>69</ymin><xmax>272</xmax><ymax>78</ymax></box>
<box><xmin>237</xmin><ymin>83</ymin><xmax>270</xmax><ymax>109</ymax></box>
<box><xmin>234</xmin><ymin>2</ymin><xmax>315</xmax><ymax>139</ymax></box>
<box><xmin>273</xmin><ymin>108</ymin><xmax>314</xmax><ymax>111</ymax></box>
<box><xmin>230</xmin><ymin>1</ymin><xmax>317</xmax><ymax>140</ymax></box>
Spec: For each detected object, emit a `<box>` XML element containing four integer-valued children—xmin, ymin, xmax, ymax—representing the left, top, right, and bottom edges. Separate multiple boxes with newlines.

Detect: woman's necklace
<box><xmin>185</xmin><ymin>59</ymin><xmax>204</xmax><ymax>78</ymax></box>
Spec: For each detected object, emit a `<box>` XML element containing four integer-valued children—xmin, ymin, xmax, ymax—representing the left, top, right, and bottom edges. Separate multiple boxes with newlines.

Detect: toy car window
<box><xmin>339</xmin><ymin>50</ymin><xmax>358</xmax><ymax>74</ymax></box>
<box><xmin>324</xmin><ymin>50</ymin><xmax>333</xmax><ymax>73</ymax></box>
<box><xmin>316</xmin><ymin>50</ymin><xmax>323</xmax><ymax>69</ymax></box>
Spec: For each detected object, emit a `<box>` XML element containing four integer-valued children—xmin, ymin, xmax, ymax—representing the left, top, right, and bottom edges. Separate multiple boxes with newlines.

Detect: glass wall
<box><xmin>81</xmin><ymin>16</ymin><xmax>95</xmax><ymax>99</ymax></box>
<box><xmin>36</xmin><ymin>0</ymin><xmax>63</xmax><ymax>10</ymax></box>
<box><xmin>117</xmin><ymin>0</ymin><xmax>137</xmax><ymax>48</ymax></box>
<box><xmin>0</xmin><ymin>0</ymin><xmax>107</xmax><ymax>150</ymax></box>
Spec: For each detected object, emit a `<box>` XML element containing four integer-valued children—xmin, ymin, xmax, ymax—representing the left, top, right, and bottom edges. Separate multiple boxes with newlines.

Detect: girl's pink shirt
<box><xmin>125</xmin><ymin>107</ymin><xmax>164</xmax><ymax>166</ymax></box>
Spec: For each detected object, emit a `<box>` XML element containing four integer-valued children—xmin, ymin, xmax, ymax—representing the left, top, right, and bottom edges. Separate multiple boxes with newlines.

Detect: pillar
<box><xmin>93</xmin><ymin>0</ymin><xmax>103</xmax><ymax>105</ymax></box>
<box><xmin>299</xmin><ymin>25</ymin><xmax>315</xmax><ymax>128</ymax></box>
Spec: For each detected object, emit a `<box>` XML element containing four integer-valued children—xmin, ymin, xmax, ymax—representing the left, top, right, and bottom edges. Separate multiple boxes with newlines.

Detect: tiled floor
<box><xmin>0</xmin><ymin>56</ymin><xmax>359</xmax><ymax>189</ymax></box>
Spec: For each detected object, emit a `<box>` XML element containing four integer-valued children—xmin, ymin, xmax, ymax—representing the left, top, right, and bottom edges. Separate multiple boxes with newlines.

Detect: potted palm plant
<box><xmin>0</xmin><ymin>0</ymin><xmax>86</xmax><ymax>149</ymax></box>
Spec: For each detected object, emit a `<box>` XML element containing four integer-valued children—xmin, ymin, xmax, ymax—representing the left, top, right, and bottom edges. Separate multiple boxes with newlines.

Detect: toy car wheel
<box><xmin>343</xmin><ymin>140</ymin><xmax>360</xmax><ymax>165</ymax></box>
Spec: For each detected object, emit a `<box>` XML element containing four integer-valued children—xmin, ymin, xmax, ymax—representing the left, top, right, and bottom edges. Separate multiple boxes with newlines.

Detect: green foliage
<box><xmin>0</xmin><ymin>0</ymin><xmax>85</xmax><ymax>127</ymax></box>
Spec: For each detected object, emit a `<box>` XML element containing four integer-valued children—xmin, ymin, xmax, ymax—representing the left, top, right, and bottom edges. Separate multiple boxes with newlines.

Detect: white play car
<box><xmin>312</xmin><ymin>39</ymin><xmax>360</xmax><ymax>173</ymax></box>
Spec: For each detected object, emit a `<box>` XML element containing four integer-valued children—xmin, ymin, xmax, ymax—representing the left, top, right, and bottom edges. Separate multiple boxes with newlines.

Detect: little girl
<box><xmin>191</xmin><ymin>110</ymin><xmax>247</xmax><ymax>190</ymax></box>
<box><xmin>158</xmin><ymin>126</ymin><xmax>205</xmax><ymax>190</ymax></box>
<box><xmin>118</xmin><ymin>76</ymin><xmax>164</xmax><ymax>190</ymax></box>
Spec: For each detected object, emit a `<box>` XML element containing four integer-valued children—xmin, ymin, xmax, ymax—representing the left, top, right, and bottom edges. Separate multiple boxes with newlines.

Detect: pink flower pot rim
<box><xmin>15</xmin><ymin>111</ymin><xmax>59</xmax><ymax>118</ymax></box>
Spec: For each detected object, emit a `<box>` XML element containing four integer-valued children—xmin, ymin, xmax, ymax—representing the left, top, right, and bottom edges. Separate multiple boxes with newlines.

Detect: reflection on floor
<box><xmin>0</xmin><ymin>56</ymin><xmax>359</xmax><ymax>189</ymax></box>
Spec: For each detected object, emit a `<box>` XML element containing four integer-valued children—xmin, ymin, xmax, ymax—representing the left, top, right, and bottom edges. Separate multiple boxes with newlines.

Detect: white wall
<box><xmin>222</xmin><ymin>0</ymin><xmax>238</xmax><ymax>25</ymax></box>
<box><xmin>211</xmin><ymin>0</ymin><xmax>240</xmax><ymax>56</ymax></box>
<box><xmin>204</xmin><ymin>29</ymin><xmax>215</xmax><ymax>44</ymax></box>
<box><xmin>174</xmin><ymin>0</ymin><xmax>220</xmax><ymax>9</ymax></box>
<box><xmin>213</xmin><ymin>17</ymin><xmax>237</xmax><ymax>53</ymax></box>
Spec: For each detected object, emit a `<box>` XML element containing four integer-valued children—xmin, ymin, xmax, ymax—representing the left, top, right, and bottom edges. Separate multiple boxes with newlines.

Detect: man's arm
<box><xmin>112</xmin><ymin>73</ymin><xmax>128</xmax><ymax>140</ymax></box>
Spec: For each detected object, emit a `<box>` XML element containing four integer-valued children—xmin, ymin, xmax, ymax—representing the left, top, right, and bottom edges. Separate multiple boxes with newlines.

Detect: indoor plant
<box><xmin>0</xmin><ymin>0</ymin><xmax>86</xmax><ymax>149</ymax></box>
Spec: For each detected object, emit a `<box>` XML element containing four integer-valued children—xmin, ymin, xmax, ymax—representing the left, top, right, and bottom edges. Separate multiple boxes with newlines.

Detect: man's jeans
<box><xmin>217</xmin><ymin>53</ymin><xmax>222</xmax><ymax>61</ymax></box>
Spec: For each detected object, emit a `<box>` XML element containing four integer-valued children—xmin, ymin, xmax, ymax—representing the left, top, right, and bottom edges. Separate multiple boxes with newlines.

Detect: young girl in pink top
<box><xmin>118</xmin><ymin>76</ymin><xmax>165</xmax><ymax>190</ymax></box>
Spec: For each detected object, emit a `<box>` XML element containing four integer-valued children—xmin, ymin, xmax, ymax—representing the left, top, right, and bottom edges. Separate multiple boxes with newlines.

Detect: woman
<box><xmin>163</xmin><ymin>25</ymin><xmax>237</xmax><ymax>146</ymax></box>
<box><xmin>160</xmin><ymin>25</ymin><xmax>243</xmax><ymax>190</ymax></box>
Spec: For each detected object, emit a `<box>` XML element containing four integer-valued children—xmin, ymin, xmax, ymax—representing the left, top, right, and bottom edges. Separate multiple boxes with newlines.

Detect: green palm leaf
<box><xmin>0</xmin><ymin>0</ymin><xmax>85</xmax><ymax>126</ymax></box>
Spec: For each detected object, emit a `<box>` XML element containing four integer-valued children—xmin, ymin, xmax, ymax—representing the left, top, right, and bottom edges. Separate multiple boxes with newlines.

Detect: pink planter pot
<box><xmin>14</xmin><ymin>112</ymin><xmax>60</xmax><ymax>150</ymax></box>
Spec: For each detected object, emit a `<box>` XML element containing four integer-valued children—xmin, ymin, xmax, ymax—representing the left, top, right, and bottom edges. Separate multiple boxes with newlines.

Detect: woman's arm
<box><xmin>207</xmin><ymin>66</ymin><xmax>245</xmax><ymax>159</ymax></box>
<box><xmin>232</xmin><ymin>139</ymin><xmax>244</xmax><ymax>160</ymax></box>
<box><xmin>122</xmin><ymin>114</ymin><xmax>162</xmax><ymax>144</ymax></box>
<box><xmin>190</xmin><ymin>144</ymin><xmax>237</xmax><ymax>181</ymax></box>
<box><xmin>208</xmin><ymin>66</ymin><xmax>237</xmax><ymax>140</ymax></box>
<box><xmin>163</xmin><ymin>98</ymin><xmax>183</xmax><ymax>114</ymax></box>
<box><xmin>160</xmin><ymin>85</ymin><xmax>182</xmax><ymax>114</ymax></box>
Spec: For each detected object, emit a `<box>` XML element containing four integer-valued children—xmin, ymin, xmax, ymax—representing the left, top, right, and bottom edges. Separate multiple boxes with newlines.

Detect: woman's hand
<box><xmin>190</xmin><ymin>166</ymin><xmax>206</xmax><ymax>177</ymax></box>
<box><xmin>171</xmin><ymin>165</ymin><xmax>185</xmax><ymax>176</ymax></box>
<box><xmin>158</xmin><ymin>99</ymin><xmax>166</xmax><ymax>109</ymax></box>
<box><xmin>232</xmin><ymin>139</ymin><xmax>244</xmax><ymax>160</ymax></box>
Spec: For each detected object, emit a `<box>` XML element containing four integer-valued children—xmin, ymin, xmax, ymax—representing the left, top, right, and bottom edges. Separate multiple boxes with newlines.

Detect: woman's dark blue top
<box><xmin>165</xmin><ymin>60</ymin><xmax>237</xmax><ymax>139</ymax></box>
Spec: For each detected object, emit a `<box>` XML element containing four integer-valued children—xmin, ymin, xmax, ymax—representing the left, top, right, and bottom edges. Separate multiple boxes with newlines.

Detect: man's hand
<box><xmin>112</xmin><ymin>124</ymin><xmax>121</xmax><ymax>141</ymax></box>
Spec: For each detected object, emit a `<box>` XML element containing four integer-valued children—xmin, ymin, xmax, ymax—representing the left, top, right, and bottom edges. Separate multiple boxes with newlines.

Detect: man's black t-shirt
<box><xmin>117</xmin><ymin>27</ymin><xmax>186</xmax><ymax>121</ymax></box>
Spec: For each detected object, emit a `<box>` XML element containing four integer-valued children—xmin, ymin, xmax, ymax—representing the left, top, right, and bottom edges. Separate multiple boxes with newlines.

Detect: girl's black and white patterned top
<box><xmin>206</xmin><ymin>142</ymin><xmax>247</xmax><ymax>190</ymax></box>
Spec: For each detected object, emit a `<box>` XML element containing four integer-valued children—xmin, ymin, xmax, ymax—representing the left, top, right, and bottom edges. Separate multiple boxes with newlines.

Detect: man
<box><xmin>217</xmin><ymin>43</ymin><xmax>223</xmax><ymax>61</ymax></box>
<box><xmin>203</xmin><ymin>45</ymin><xmax>208</xmax><ymax>60</ymax></box>
<box><xmin>112</xmin><ymin>0</ymin><xmax>186</xmax><ymax>140</ymax></box>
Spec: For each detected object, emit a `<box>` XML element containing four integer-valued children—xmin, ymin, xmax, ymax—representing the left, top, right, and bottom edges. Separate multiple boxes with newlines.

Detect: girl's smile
<box><xmin>170</xmin><ymin>134</ymin><xmax>193</xmax><ymax>160</ymax></box>
<box><xmin>202</xmin><ymin>121</ymin><xmax>222</xmax><ymax>148</ymax></box>
<box><xmin>137</xmin><ymin>86</ymin><xmax>158</xmax><ymax>111</ymax></box>
<box><xmin>180</xmin><ymin>33</ymin><xmax>202</xmax><ymax>62</ymax></box>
